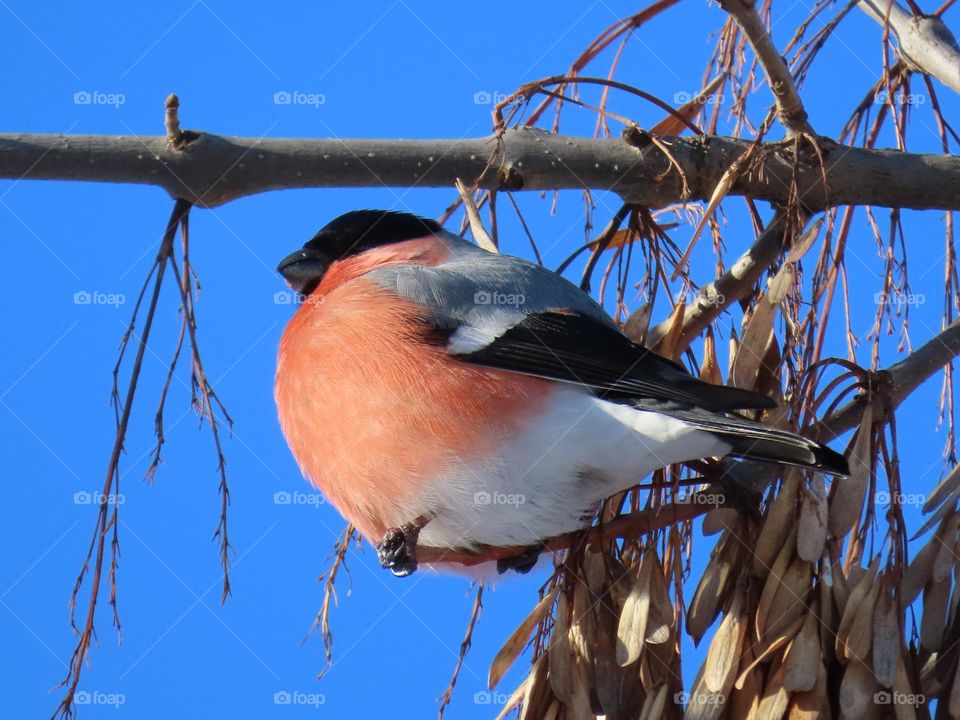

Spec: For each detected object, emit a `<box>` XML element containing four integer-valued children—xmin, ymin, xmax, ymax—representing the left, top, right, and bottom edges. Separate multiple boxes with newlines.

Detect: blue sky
<box><xmin>0</xmin><ymin>1</ymin><xmax>956</xmax><ymax>718</ymax></box>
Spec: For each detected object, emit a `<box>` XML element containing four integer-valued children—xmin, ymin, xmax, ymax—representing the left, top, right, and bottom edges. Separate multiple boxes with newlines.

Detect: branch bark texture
<box><xmin>1</xmin><ymin>129</ymin><xmax>959</xmax><ymax>210</ymax></box>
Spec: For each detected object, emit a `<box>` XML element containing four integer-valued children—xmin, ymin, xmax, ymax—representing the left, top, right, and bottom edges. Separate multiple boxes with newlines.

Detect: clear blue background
<box><xmin>0</xmin><ymin>1</ymin><xmax>955</xmax><ymax>718</ymax></box>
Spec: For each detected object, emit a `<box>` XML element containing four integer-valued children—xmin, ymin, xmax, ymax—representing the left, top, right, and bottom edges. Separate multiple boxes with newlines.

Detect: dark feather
<box><xmin>453</xmin><ymin>310</ymin><xmax>775</xmax><ymax>412</ymax></box>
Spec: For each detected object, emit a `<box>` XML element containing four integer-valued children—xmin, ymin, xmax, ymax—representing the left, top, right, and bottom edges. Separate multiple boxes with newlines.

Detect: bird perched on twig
<box><xmin>274</xmin><ymin>210</ymin><xmax>848</xmax><ymax>576</ymax></box>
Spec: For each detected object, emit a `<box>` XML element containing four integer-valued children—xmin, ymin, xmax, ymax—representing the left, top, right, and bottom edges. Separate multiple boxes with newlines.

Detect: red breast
<box><xmin>275</xmin><ymin>236</ymin><xmax>552</xmax><ymax>543</ymax></box>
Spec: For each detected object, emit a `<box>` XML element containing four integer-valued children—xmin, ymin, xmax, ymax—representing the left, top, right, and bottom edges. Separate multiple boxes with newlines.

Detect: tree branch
<box><xmin>1</xmin><ymin>130</ymin><xmax>960</xmax><ymax>210</ymax></box>
<box><xmin>818</xmin><ymin>318</ymin><xmax>960</xmax><ymax>440</ymax></box>
<box><xmin>721</xmin><ymin>0</ymin><xmax>813</xmax><ymax>135</ymax></box>
<box><xmin>858</xmin><ymin>0</ymin><xmax>960</xmax><ymax>93</ymax></box>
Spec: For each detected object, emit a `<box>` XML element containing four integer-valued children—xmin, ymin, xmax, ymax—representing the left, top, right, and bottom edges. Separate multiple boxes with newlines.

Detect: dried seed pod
<box><xmin>755</xmin><ymin>658</ymin><xmax>790</xmax><ymax>720</ymax></box>
<box><xmin>617</xmin><ymin>553</ymin><xmax>654</xmax><ymax>666</ymax></box>
<box><xmin>838</xmin><ymin>661</ymin><xmax>879</xmax><ymax>720</ymax></box>
<box><xmin>923</xmin><ymin>463</ymin><xmax>960</xmax><ymax>516</ymax></box>
<box><xmin>763</xmin><ymin>559</ymin><xmax>812</xmax><ymax>644</ymax></box>
<box><xmin>757</xmin><ymin>525</ymin><xmax>800</xmax><ymax>640</ymax></box>
<box><xmin>797</xmin><ymin>475</ymin><xmax>829</xmax><ymax>563</ymax></box>
<box><xmin>784</xmin><ymin>610</ymin><xmax>820</xmax><ymax>692</ymax></box>
<box><xmin>835</xmin><ymin>557</ymin><xmax>880</xmax><ymax>662</ymax></box>
<box><xmin>900</xmin><ymin>534</ymin><xmax>939</xmax><ymax>606</ymax></box>
<box><xmin>828</xmin><ymin>407</ymin><xmax>872</xmax><ymax>538</ymax></box>
<box><xmin>489</xmin><ymin>587</ymin><xmax>558</xmax><ymax>690</ymax></box>
<box><xmin>548</xmin><ymin>592</ymin><xmax>574</xmax><ymax>703</ymax></box>
<box><xmin>754</xmin><ymin>470</ymin><xmax>802</xmax><ymax>577</ymax></box>
<box><xmin>921</xmin><ymin>574</ymin><xmax>951</xmax><ymax>651</ymax></box>
<box><xmin>639</xmin><ymin>684</ymin><xmax>668</xmax><ymax>720</ymax></box>
<box><xmin>688</xmin><ymin>533</ymin><xmax>738</xmax><ymax>644</ymax></box>
<box><xmin>704</xmin><ymin>591</ymin><xmax>746</xmax><ymax>694</ymax></box>
<box><xmin>645</xmin><ymin>553</ymin><xmax>674</xmax><ymax>645</ymax></box>
<box><xmin>872</xmin><ymin>577</ymin><xmax>899</xmax><ymax>688</ymax></box>
<box><xmin>787</xmin><ymin>659</ymin><xmax>828</xmax><ymax>719</ymax></box>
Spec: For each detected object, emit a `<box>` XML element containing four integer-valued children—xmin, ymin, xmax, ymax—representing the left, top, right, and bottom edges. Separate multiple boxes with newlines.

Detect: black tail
<box><xmin>636</xmin><ymin>402</ymin><xmax>849</xmax><ymax>476</ymax></box>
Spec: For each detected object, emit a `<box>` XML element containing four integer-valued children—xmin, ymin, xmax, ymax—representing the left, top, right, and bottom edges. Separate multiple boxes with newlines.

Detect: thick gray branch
<box><xmin>818</xmin><ymin>319</ymin><xmax>960</xmax><ymax>440</ymax></box>
<box><xmin>859</xmin><ymin>0</ymin><xmax>960</xmax><ymax>93</ymax></box>
<box><xmin>0</xmin><ymin>129</ymin><xmax>959</xmax><ymax>210</ymax></box>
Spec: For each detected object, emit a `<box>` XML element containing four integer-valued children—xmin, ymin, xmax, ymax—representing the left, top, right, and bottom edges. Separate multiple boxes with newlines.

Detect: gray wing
<box><xmin>365</xmin><ymin>244</ymin><xmax>774</xmax><ymax>412</ymax></box>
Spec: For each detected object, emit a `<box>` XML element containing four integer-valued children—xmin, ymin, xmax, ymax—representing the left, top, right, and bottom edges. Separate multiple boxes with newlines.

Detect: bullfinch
<box><xmin>275</xmin><ymin>210</ymin><xmax>848</xmax><ymax>576</ymax></box>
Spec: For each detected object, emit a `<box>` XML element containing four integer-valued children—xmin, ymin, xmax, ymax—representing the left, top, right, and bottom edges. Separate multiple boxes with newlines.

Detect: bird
<box><xmin>274</xmin><ymin>209</ymin><xmax>848</xmax><ymax>576</ymax></box>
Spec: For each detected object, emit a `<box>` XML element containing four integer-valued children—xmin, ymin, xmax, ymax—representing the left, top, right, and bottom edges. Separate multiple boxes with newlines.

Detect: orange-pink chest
<box><xmin>274</xmin><ymin>249</ymin><xmax>550</xmax><ymax>542</ymax></box>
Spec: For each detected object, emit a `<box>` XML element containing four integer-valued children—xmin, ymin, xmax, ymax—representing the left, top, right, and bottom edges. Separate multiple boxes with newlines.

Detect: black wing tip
<box><xmin>812</xmin><ymin>444</ymin><xmax>850</xmax><ymax>476</ymax></box>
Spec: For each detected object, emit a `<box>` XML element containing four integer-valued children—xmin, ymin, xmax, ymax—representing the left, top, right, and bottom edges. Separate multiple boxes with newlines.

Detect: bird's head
<box><xmin>277</xmin><ymin>210</ymin><xmax>442</xmax><ymax>295</ymax></box>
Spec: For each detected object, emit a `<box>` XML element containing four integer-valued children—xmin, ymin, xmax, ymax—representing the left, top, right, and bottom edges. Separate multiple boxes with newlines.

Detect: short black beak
<box><xmin>277</xmin><ymin>248</ymin><xmax>329</xmax><ymax>294</ymax></box>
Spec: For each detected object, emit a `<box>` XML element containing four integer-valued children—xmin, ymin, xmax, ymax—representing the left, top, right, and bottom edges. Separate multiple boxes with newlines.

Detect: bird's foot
<box><xmin>377</xmin><ymin>517</ymin><xmax>431</xmax><ymax>577</ymax></box>
<box><xmin>496</xmin><ymin>544</ymin><xmax>544</xmax><ymax>575</ymax></box>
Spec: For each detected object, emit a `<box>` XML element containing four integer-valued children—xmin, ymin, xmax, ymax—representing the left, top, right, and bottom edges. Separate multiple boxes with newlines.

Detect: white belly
<box><xmin>417</xmin><ymin>385</ymin><xmax>730</xmax><ymax>549</ymax></box>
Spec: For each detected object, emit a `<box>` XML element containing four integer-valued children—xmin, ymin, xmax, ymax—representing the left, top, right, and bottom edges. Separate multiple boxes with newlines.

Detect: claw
<box><xmin>376</xmin><ymin>525</ymin><xmax>420</xmax><ymax>577</ymax></box>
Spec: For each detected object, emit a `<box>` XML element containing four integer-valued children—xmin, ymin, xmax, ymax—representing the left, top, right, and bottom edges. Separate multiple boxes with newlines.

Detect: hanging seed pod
<box><xmin>702</xmin><ymin>507</ymin><xmax>740</xmax><ymax>536</ymax></box>
<box><xmin>704</xmin><ymin>591</ymin><xmax>747</xmax><ymax>694</ymax></box>
<box><xmin>729</xmin><ymin>648</ymin><xmax>763</xmax><ymax>720</ymax></box>
<box><xmin>731</xmin><ymin>294</ymin><xmax>777</xmax><ymax>392</ymax></box>
<box><xmin>797</xmin><ymin>475</ymin><xmax>829</xmax><ymax>563</ymax></box>
<box><xmin>548</xmin><ymin>592</ymin><xmax>574</xmax><ymax>704</ymax></box>
<box><xmin>653</xmin><ymin>297</ymin><xmax>687</xmax><ymax>361</ymax></box>
<box><xmin>872</xmin><ymin>576</ymin><xmax>899</xmax><ymax>688</ymax></box>
<box><xmin>900</xmin><ymin>533</ymin><xmax>940</xmax><ymax>605</ymax></box>
<box><xmin>933</xmin><ymin>512</ymin><xmax>960</xmax><ymax>583</ymax></box>
<box><xmin>840</xmin><ymin>576</ymin><xmax>882</xmax><ymax>665</ymax></box>
<box><xmin>921</xmin><ymin>574</ymin><xmax>951</xmax><ymax>651</ymax></box>
<box><xmin>784</xmin><ymin>610</ymin><xmax>821</xmax><ymax>692</ymax></box>
<box><xmin>757</xmin><ymin>525</ymin><xmax>800</xmax><ymax>640</ymax></box>
<box><xmin>787</xmin><ymin>659</ymin><xmax>828</xmax><ymax>719</ymax></box>
<box><xmin>639</xmin><ymin>684</ymin><xmax>668</xmax><ymax>720</ymax></box>
<box><xmin>623</xmin><ymin>302</ymin><xmax>653</xmax><ymax>344</ymax></box>
<box><xmin>838</xmin><ymin>660</ymin><xmax>879</xmax><ymax>720</ymax></box>
<box><xmin>828</xmin><ymin>406</ymin><xmax>872</xmax><ymax>538</ymax></box>
<box><xmin>645</xmin><ymin>553</ymin><xmax>674</xmax><ymax>645</ymax></box>
<box><xmin>488</xmin><ymin>587</ymin><xmax>559</xmax><ymax>690</ymax></box>
<box><xmin>763</xmin><ymin>559</ymin><xmax>812</xmax><ymax>644</ymax></box>
<box><xmin>754</xmin><ymin>470</ymin><xmax>802</xmax><ymax>577</ymax></box>
<box><xmin>923</xmin><ymin>462</ymin><xmax>960</xmax><ymax>516</ymax></box>
<box><xmin>569</xmin><ymin>581</ymin><xmax>596</xmax><ymax>665</ymax></box>
<box><xmin>700</xmin><ymin>328</ymin><xmax>723</xmax><ymax>386</ymax></box>
<box><xmin>683</xmin><ymin>664</ymin><xmax>726</xmax><ymax>720</ymax></box>
<box><xmin>755</xmin><ymin>657</ymin><xmax>790</xmax><ymax>720</ymax></box>
<box><xmin>835</xmin><ymin>557</ymin><xmax>881</xmax><ymax>663</ymax></box>
<box><xmin>518</xmin><ymin>654</ymin><xmax>552</xmax><ymax>720</ymax></box>
<box><xmin>688</xmin><ymin>533</ymin><xmax>738</xmax><ymax>644</ymax></box>
<box><xmin>617</xmin><ymin>552</ymin><xmax>655</xmax><ymax>666</ymax></box>
<box><xmin>891</xmin><ymin>653</ymin><xmax>921</xmax><ymax>720</ymax></box>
